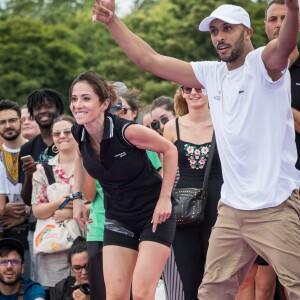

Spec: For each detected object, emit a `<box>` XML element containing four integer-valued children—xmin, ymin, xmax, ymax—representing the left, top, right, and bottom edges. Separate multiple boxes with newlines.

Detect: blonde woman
<box><xmin>163</xmin><ymin>86</ymin><xmax>223</xmax><ymax>299</ymax></box>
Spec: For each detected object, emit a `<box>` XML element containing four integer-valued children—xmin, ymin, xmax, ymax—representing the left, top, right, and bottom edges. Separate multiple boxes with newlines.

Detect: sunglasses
<box><xmin>71</xmin><ymin>264</ymin><xmax>88</xmax><ymax>273</ymax></box>
<box><xmin>181</xmin><ymin>86</ymin><xmax>203</xmax><ymax>94</ymax></box>
<box><xmin>52</xmin><ymin>129</ymin><xmax>72</xmax><ymax>138</ymax></box>
<box><xmin>0</xmin><ymin>258</ymin><xmax>22</xmax><ymax>267</ymax></box>
<box><xmin>150</xmin><ymin>115</ymin><xmax>172</xmax><ymax>130</ymax></box>
<box><xmin>118</xmin><ymin>107</ymin><xmax>132</xmax><ymax>116</ymax></box>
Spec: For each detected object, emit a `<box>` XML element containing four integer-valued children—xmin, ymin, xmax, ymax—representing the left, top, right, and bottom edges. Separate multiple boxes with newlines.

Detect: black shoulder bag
<box><xmin>173</xmin><ymin>131</ymin><xmax>216</xmax><ymax>227</ymax></box>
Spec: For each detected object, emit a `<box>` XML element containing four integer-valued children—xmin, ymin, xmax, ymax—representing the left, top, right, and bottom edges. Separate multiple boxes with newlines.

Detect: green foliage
<box><xmin>0</xmin><ymin>17</ymin><xmax>84</xmax><ymax>106</ymax></box>
<box><xmin>0</xmin><ymin>0</ymin><xmax>298</xmax><ymax>106</ymax></box>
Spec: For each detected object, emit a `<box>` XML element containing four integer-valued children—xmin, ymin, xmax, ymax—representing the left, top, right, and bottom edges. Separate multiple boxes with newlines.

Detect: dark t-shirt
<box><xmin>18</xmin><ymin>134</ymin><xmax>55</xmax><ymax>184</ymax></box>
<box><xmin>18</xmin><ymin>134</ymin><xmax>55</xmax><ymax>229</ymax></box>
<box><xmin>0</xmin><ymin>276</ymin><xmax>46</xmax><ymax>300</ymax></box>
<box><xmin>290</xmin><ymin>53</ymin><xmax>300</xmax><ymax>170</ymax></box>
<box><xmin>72</xmin><ymin>115</ymin><xmax>163</xmax><ymax>221</ymax></box>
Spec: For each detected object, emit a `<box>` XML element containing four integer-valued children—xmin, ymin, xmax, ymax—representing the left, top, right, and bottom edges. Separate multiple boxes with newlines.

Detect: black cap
<box><xmin>0</xmin><ymin>238</ymin><xmax>25</xmax><ymax>261</ymax></box>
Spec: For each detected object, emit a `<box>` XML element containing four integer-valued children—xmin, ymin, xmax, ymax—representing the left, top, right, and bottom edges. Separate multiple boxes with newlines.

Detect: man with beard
<box><xmin>0</xmin><ymin>100</ymin><xmax>30</xmax><ymax>278</ymax></box>
<box><xmin>18</xmin><ymin>88</ymin><xmax>64</xmax><ymax>284</ymax></box>
<box><xmin>238</xmin><ymin>2</ymin><xmax>300</xmax><ymax>299</ymax></box>
<box><xmin>0</xmin><ymin>238</ymin><xmax>45</xmax><ymax>299</ymax></box>
<box><xmin>92</xmin><ymin>1</ymin><xmax>300</xmax><ymax>298</ymax></box>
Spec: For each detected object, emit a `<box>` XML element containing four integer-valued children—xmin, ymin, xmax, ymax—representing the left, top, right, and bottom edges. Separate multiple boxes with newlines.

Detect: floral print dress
<box><xmin>31</xmin><ymin>154</ymin><xmax>74</xmax><ymax>288</ymax></box>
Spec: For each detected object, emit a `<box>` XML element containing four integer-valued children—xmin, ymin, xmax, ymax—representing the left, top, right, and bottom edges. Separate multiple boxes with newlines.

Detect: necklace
<box><xmin>0</xmin><ymin>145</ymin><xmax>19</xmax><ymax>184</ymax></box>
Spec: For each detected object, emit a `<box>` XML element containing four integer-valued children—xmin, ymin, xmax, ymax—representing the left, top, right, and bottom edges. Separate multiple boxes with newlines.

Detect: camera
<box><xmin>71</xmin><ymin>283</ymin><xmax>90</xmax><ymax>295</ymax></box>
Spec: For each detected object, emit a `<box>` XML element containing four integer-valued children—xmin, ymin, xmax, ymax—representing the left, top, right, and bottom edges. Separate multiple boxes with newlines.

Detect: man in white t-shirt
<box><xmin>0</xmin><ymin>160</ymin><xmax>9</xmax><ymax>220</ymax></box>
<box><xmin>93</xmin><ymin>0</ymin><xmax>300</xmax><ymax>298</ymax></box>
<box><xmin>0</xmin><ymin>100</ymin><xmax>31</xmax><ymax>279</ymax></box>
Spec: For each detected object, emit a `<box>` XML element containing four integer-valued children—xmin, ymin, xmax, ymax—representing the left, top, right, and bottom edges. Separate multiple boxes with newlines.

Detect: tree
<box><xmin>0</xmin><ymin>17</ymin><xmax>84</xmax><ymax>104</ymax></box>
<box><xmin>1</xmin><ymin>0</ymin><xmax>289</xmax><ymax>104</ymax></box>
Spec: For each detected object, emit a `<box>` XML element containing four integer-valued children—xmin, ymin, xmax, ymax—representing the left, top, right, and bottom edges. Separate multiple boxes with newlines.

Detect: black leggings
<box><xmin>87</xmin><ymin>241</ymin><xmax>106</xmax><ymax>300</ymax></box>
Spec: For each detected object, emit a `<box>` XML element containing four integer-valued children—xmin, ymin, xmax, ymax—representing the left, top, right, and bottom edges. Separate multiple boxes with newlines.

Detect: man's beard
<box><xmin>217</xmin><ymin>30</ymin><xmax>245</xmax><ymax>63</ymax></box>
<box><xmin>0</xmin><ymin>272</ymin><xmax>21</xmax><ymax>286</ymax></box>
<box><xmin>0</xmin><ymin>127</ymin><xmax>21</xmax><ymax>141</ymax></box>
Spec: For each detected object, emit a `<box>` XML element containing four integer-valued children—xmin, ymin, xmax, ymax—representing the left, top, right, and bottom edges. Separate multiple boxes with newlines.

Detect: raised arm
<box><xmin>92</xmin><ymin>0</ymin><xmax>201</xmax><ymax>88</ymax></box>
<box><xmin>262</xmin><ymin>0</ymin><xmax>299</xmax><ymax>80</ymax></box>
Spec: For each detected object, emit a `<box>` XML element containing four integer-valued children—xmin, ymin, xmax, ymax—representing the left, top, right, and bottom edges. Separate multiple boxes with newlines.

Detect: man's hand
<box><xmin>4</xmin><ymin>202</ymin><xmax>25</xmax><ymax>218</ymax></box>
<box><xmin>286</xmin><ymin>0</ymin><xmax>299</xmax><ymax>11</ymax></box>
<box><xmin>0</xmin><ymin>215</ymin><xmax>26</xmax><ymax>229</ymax></box>
<box><xmin>92</xmin><ymin>0</ymin><xmax>115</xmax><ymax>24</ymax></box>
<box><xmin>22</xmin><ymin>159</ymin><xmax>38</xmax><ymax>176</ymax></box>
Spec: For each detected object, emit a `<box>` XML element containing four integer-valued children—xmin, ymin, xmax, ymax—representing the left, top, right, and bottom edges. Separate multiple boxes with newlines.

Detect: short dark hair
<box><xmin>150</xmin><ymin>96</ymin><xmax>175</xmax><ymax>116</ymax></box>
<box><xmin>0</xmin><ymin>100</ymin><xmax>21</xmax><ymax>118</ymax></box>
<box><xmin>265</xmin><ymin>0</ymin><xmax>285</xmax><ymax>19</ymax></box>
<box><xmin>67</xmin><ymin>236</ymin><xmax>87</xmax><ymax>264</ymax></box>
<box><xmin>0</xmin><ymin>238</ymin><xmax>25</xmax><ymax>263</ymax></box>
<box><xmin>27</xmin><ymin>88</ymin><xmax>64</xmax><ymax>118</ymax></box>
<box><xmin>119</xmin><ymin>89</ymin><xmax>140</xmax><ymax>120</ymax></box>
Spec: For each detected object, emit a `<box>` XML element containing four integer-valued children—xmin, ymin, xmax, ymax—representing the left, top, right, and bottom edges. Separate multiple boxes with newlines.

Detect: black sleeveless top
<box><xmin>174</xmin><ymin>118</ymin><xmax>223</xmax><ymax>189</ymax></box>
<box><xmin>71</xmin><ymin>115</ymin><xmax>162</xmax><ymax>221</ymax></box>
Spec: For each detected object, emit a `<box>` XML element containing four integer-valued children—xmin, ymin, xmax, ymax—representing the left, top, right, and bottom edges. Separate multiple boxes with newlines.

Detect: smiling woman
<box><xmin>69</xmin><ymin>71</ymin><xmax>178</xmax><ymax>300</ymax></box>
<box><xmin>31</xmin><ymin>115</ymin><xmax>87</xmax><ymax>298</ymax></box>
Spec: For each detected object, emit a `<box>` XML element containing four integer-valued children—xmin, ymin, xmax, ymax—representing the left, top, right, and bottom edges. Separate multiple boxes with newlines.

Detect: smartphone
<box><xmin>12</xmin><ymin>194</ymin><xmax>22</xmax><ymax>203</ymax></box>
<box><xmin>20</xmin><ymin>155</ymin><xmax>33</xmax><ymax>163</ymax></box>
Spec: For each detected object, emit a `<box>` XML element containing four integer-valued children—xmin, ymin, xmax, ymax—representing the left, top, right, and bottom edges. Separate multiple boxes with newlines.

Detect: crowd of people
<box><xmin>0</xmin><ymin>0</ymin><xmax>299</xmax><ymax>299</ymax></box>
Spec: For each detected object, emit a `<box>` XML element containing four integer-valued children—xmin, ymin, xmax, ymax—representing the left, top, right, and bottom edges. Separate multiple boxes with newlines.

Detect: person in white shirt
<box><xmin>93</xmin><ymin>0</ymin><xmax>300</xmax><ymax>298</ymax></box>
<box><xmin>0</xmin><ymin>160</ymin><xmax>9</xmax><ymax>218</ymax></box>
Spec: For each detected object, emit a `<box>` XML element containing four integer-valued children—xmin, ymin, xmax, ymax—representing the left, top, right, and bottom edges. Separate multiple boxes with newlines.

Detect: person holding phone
<box><xmin>54</xmin><ymin>236</ymin><xmax>90</xmax><ymax>300</ymax></box>
<box><xmin>0</xmin><ymin>100</ymin><xmax>31</xmax><ymax>278</ymax></box>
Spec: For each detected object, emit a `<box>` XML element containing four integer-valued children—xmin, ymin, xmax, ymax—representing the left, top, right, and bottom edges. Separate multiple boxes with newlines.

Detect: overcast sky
<box><xmin>116</xmin><ymin>0</ymin><xmax>135</xmax><ymax>16</ymax></box>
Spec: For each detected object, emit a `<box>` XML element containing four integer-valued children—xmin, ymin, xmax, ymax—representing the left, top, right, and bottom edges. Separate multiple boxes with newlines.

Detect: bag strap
<box><xmin>175</xmin><ymin>118</ymin><xmax>180</xmax><ymax>140</ymax></box>
<box><xmin>42</xmin><ymin>161</ymin><xmax>56</xmax><ymax>185</ymax></box>
<box><xmin>202</xmin><ymin>131</ymin><xmax>216</xmax><ymax>192</ymax></box>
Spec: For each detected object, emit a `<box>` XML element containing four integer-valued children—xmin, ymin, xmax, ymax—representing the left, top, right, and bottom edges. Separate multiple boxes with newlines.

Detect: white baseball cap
<box><xmin>199</xmin><ymin>4</ymin><xmax>251</xmax><ymax>32</ymax></box>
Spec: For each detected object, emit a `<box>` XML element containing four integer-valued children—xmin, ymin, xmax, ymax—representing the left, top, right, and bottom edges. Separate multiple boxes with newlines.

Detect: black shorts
<box><xmin>255</xmin><ymin>255</ymin><xmax>269</xmax><ymax>266</ymax></box>
<box><xmin>103</xmin><ymin>214</ymin><xmax>176</xmax><ymax>251</ymax></box>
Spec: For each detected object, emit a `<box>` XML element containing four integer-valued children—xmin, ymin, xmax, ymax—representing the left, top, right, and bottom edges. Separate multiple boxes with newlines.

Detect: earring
<box><xmin>52</xmin><ymin>144</ymin><xmax>59</xmax><ymax>154</ymax></box>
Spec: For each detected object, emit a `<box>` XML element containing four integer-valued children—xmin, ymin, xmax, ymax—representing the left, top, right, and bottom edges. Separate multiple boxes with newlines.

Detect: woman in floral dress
<box><xmin>31</xmin><ymin>115</ymin><xmax>84</xmax><ymax>299</ymax></box>
<box><xmin>163</xmin><ymin>86</ymin><xmax>223</xmax><ymax>300</ymax></box>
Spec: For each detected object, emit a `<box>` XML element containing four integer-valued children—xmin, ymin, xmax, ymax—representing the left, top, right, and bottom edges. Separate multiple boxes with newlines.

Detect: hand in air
<box><xmin>92</xmin><ymin>0</ymin><xmax>115</xmax><ymax>24</ymax></box>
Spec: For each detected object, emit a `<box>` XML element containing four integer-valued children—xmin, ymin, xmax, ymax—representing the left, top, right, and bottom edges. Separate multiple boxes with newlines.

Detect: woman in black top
<box><xmin>163</xmin><ymin>86</ymin><xmax>223</xmax><ymax>299</ymax></box>
<box><xmin>70</xmin><ymin>71</ymin><xmax>178</xmax><ymax>300</ymax></box>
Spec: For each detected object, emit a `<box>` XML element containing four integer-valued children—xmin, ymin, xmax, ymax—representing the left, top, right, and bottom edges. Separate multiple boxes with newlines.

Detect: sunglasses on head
<box><xmin>150</xmin><ymin>115</ymin><xmax>171</xmax><ymax>130</ymax></box>
<box><xmin>118</xmin><ymin>107</ymin><xmax>132</xmax><ymax>116</ymax></box>
<box><xmin>181</xmin><ymin>86</ymin><xmax>203</xmax><ymax>94</ymax></box>
<box><xmin>109</xmin><ymin>99</ymin><xmax>123</xmax><ymax>114</ymax></box>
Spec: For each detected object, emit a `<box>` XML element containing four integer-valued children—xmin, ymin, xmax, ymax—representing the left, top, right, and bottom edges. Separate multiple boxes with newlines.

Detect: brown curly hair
<box><xmin>174</xmin><ymin>86</ymin><xmax>189</xmax><ymax>117</ymax></box>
